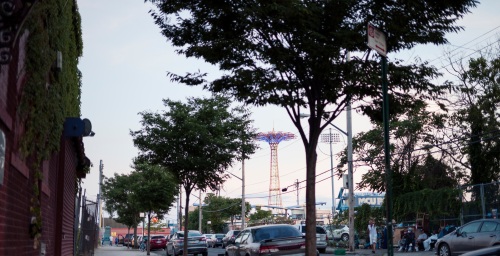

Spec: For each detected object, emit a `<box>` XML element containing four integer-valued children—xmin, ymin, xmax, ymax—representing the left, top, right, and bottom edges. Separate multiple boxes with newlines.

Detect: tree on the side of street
<box><xmin>101</xmin><ymin>172</ymin><xmax>141</xmax><ymax>248</ymax></box>
<box><xmin>130</xmin><ymin>161</ymin><xmax>178</xmax><ymax>255</ymax></box>
<box><xmin>442</xmin><ymin>49</ymin><xmax>500</xmax><ymax>186</ymax></box>
<box><xmin>337</xmin><ymin>100</ymin><xmax>461</xmax><ymax>220</ymax></box>
<box><xmin>438</xmin><ymin>46</ymin><xmax>500</xmax><ymax>214</ymax></box>
<box><xmin>146</xmin><ymin>1</ymin><xmax>478</xmax><ymax>253</ymax></box>
<box><xmin>131</xmin><ymin>96</ymin><xmax>257</xmax><ymax>256</ymax></box>
<box><xmin>249</xmin><ymin>208</ymin><xmax>273</xmax><ymax>223</ymax></box>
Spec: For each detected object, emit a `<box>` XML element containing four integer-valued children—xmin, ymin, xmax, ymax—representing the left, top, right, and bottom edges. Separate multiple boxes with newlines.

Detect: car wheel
<box><xmin>438</xmin><ymin>244</ymin><xmax>451</xmax><ymax>256</ymax></box>
<box><xmin>202</xmin><ymin>253</ymin><xmax>208</xmax><ymax>256</ymax></box>
<box><xmin>166</xmin><ymin>247</ymin><xmax>170</xmax><ymax>256</ymax></box>
<box><xmin>341</xmin><ymin>234</ymin><xmax>349</xmax><ymax>242</ymax></box>
<box><xmin>319</xmin><ymin>248</ymin><xmax>326</xmax><ymax>253</ymax></box>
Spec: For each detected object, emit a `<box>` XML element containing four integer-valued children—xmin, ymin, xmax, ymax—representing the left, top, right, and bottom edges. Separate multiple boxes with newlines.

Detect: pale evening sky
<box><xmin>77</xmin><ymin>0</ymin><xmax>500</xmax><ymax>223</ymax></box>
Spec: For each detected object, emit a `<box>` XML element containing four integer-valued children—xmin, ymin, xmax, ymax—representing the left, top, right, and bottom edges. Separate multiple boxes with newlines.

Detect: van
<box><xmin>293</xmin><ymin>224</ymin><xmax>328</xmax><ymax>253</ymax></box>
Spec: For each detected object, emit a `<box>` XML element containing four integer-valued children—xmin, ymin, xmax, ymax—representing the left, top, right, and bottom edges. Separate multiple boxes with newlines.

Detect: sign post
<box><xmin>367</xmin><ymin>23</ymin><xmax>393</xmax><ymax>256</ymax></box>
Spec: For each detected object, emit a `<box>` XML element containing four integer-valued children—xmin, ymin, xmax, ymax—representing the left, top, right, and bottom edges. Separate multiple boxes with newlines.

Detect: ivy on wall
<box><xmin>18</xmin><ymin>0</ymin><xmax>83</xmax><ymax>247</ymax></box>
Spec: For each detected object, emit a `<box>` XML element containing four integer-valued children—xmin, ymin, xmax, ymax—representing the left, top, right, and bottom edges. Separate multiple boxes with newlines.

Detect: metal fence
<box><xmin>76</xmin><ymin>196</ymin><xmax>99</xmax><ymax>256</ymax></box>
<box><xmin>460</xmin><ymin>181</ymin><xmax>500</xmax><ymax>225</ymax></box>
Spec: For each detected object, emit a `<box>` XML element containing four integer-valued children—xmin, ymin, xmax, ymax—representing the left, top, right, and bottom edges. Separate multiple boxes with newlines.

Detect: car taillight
<box><xmin>199</xmin><ymin>237</ymin><xmax>206</xmax><ymax>241</ymax></box>
<box><xmin>259</xmin><ymin>245</ymin><xmax>279</xmax><ymax>253</ymax></box>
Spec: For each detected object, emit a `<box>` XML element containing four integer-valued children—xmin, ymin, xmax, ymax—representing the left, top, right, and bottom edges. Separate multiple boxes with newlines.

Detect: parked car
<box><xmin>293</xmin><ymin>224</ymin><xmax>328</xmax><ymax>253</ymax></box>
<box><xmin>213</xmin><ymin>233</ymin><xmax>225</xmax><ymax>248</ymax></box>
<box><xmin>225</xmin><ymin>224</ymin><xmax>317</xmax><ymax>256</ymax></box>
<box><xmin>166</xmin><ymin>230</ymin><xmax>207</xmax><ymax>256</ymax></box>
<box><xmin>222</xmin><ymin>230</ymin><xmax>241</xmax><ymax>248</ymax></box>
<box><xmin>204</xmin><ymin>234</ymin><xmax>215</xmax><ymax>248</ymax></box>
<box><xmin>435</xmin><ymin>219</ymin><xmax>500</xmax><ymax>256</ymax></box>
<box><xmin>150</xmin><ymin>235</ymin><xmax>167</xmax><ymax>250</ymax></box>
<box><xmin>325</xmin><ymin>224</ymin><xmax>350</xmax><ymax>242</ymax></box>
<box><xmin>132</xmin><ymin>235</ymin><xmax>143</xmax><ymax>247</ymax></box>
<box><xmin>123</xmin><ymin>233</ymin><xmax>134</xmax><ymax>246</ymax></box>
<box><xmin>460</xmin><ymin>245</ymin><xmax>500</xmax><ymax>256</ymax></box>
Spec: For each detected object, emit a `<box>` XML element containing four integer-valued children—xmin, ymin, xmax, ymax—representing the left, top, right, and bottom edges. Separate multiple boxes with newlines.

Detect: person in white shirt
<box><xmin>416</xmin><ymin>230</ymin><xmax>427</xmax><ymax>251</ymax></box>
<box><xmin>368</xmin><ymin>219</ymin><xmax>377</xmax><ymax>254</ymax></box>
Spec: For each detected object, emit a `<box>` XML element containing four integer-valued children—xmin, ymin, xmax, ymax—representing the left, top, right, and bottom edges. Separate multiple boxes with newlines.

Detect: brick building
<box><xmin>0</xmin><ymin>1</ymin><xmax>90</xmax><ymax>255</ymax></box>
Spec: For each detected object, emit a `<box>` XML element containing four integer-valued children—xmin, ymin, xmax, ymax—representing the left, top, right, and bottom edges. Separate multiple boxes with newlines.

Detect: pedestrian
<box><xmin>115</xmin><ymin>236</ymin><xmax>119</xmax><ymax>246</ymax></box>
<box><xmin>368</xmin><ymin>219</ymin><xmax>377</xmax><ymax>254</ymax></box>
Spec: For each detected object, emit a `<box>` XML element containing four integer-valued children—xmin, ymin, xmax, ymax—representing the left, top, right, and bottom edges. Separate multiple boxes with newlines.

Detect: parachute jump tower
<box><xmin>256</xmin><ymin>130</ymin><xmax>296</xmax><ymax>211</ymax></box>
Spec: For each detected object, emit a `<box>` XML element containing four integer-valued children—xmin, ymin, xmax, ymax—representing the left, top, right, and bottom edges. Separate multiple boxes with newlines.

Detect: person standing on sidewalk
<box><xmin>368</xmin><ymin>219</ymin><xmax>377</xmax><ymax>254</ymax></box>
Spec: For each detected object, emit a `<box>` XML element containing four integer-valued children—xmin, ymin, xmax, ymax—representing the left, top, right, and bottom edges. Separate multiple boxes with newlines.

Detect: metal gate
<box><xmin>75</xmin><ymin>196</ymin><xmax>99</xmax><ymax>256</ymax></box>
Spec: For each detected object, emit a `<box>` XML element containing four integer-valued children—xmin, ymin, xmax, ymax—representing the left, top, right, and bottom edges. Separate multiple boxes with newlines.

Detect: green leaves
<box><xmin>101</xmin><ymin>163</ymin><xmax>178</xmax><ymax>228</ymax></box>
<box><xmin>131</xmin><ymin>96</ymin><xmax>257</xmax><ymax>193</ymax></box>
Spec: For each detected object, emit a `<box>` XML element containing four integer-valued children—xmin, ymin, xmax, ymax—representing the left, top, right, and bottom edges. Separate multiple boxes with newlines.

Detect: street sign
<box><xmin>367</xmin><ymin>23</ymin><xmax>387</xmax><ymax>56</ymax></box>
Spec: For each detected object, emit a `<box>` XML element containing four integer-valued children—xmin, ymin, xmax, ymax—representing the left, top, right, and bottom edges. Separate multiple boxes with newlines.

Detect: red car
<box><xmin>150</xmin><ymin>235</ymin><xmax>167</xmax><ymax>250</ymax></box>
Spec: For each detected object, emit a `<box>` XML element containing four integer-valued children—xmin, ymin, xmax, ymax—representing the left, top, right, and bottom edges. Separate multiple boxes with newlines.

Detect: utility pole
<box><xmin>241</xmin><ymin>157</ymin><xmax>246</xmax><ymax>229</ymax></box>
<box><xmin>178</xmin><ymin>189</ymin><xmax>182</xmax><ymax>231</ymax></box>
<box><xmin>347</xmin><ymin>101</ymin><xmax>355</xmax><ymax>252</ymax></box>
<box><xmin>295</xmin><ymin>179</ymin><xmax>299</xmax><ymax>206</ymax></box>
<box><xmin>321</xmin><ymin>129</ymin><xmax>340</xmax><ymax>218</ymax></box>
<box><xmin>198</xmin><ymin>190</ymin><xmax>202</xmax><ymax>233</ymax></box>
<box><xmin>97</xmin><ymin>160</ymin><xmax>103</xmax><ymax>229</ymax></box>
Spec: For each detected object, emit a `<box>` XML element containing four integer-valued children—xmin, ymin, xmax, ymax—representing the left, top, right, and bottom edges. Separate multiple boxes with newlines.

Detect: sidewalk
<box><xmin>94</xmin><ymin>245</ymin><xmax>149</xmax><ymax>256</ymax></box>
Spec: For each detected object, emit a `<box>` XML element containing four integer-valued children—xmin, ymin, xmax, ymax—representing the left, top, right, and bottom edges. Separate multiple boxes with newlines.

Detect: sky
<box><xmin>77</xmin><ymin>0</ymin><xmax>500</xmax><ymax>223</ymax></box>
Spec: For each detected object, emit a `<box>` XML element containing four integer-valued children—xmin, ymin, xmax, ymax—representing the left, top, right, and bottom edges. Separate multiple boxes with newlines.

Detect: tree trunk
<box><xmin>183</xmin><ymin>188</ymin><xmax>192</xmax><ymax>256</ymax></box>
<box><xmin>147</xmin><ymin>211</ymin><xmax>152</xmax><ymax>255</ymax></box>
<box><xmin>305</xmin><ymin>136</ymin><xmax>318</xmax><ymax>256</ymax></box>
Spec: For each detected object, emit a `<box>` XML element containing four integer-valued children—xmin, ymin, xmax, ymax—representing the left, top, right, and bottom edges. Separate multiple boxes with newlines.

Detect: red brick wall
<box><xmin>0</xmin><ymin>28</ymin><xmax>83</xmax><ymax>256</ymax></box>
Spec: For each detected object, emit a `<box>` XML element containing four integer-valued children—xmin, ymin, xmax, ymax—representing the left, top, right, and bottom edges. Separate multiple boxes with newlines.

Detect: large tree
<box><xmin>101</xmin><ymin>172</ymin><xmax>142</xmax><ymax>248</ymax></box>
<box><xmin>131</xmin><ymin>96</ymin><xmax>257</xmax><ymax>256</ymax></box>
<box><xmin>443</xmin><ymin>51</ymin><xmax>500</xmax><ymax>185</ymax></box>
<box><xmin>131</xmin><ymin>161</ymin><xmax>178</xmax><ymax>255</ymax></box>
<box><xmin>147</xmin><ymin>0</ymin><xmax>477</xmax><ymax>253</ymax></box>
<box><xmin>440</xmin><ymin>48</ymin><xmax>500</xmax><ymax>220</ymax></box>
<box><xmin>338</xmin><ymin>101</ymin><xmax>462</xmax><ymax>220</ymax></box>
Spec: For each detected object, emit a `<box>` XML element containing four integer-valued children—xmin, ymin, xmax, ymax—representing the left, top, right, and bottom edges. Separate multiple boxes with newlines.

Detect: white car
<box><xmin>325</xmin><ymin>225</ymin><xmax>350</xmax><ymax>241</ymax></box>
<box><xmin>293</xmin><ymin>224</ymin><xmax>328</xmax><ymax>253</ymax></box>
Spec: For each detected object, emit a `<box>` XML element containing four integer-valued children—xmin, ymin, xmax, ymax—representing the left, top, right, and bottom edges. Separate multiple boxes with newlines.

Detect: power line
<box><xmin>426</xmin><ymin>25</ymin><xmax>500</xmax><ymax>65</ymax></box>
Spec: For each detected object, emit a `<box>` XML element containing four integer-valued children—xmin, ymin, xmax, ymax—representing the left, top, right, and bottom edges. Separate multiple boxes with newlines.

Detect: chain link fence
<box><xmin>460</xmin><ymin>181</ymin><xmax>500</xmax><ymax>225</ymax></box>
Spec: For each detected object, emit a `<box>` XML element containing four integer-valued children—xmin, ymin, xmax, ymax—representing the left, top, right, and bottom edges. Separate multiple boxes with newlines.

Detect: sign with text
<box><xmin>367</xmin><ymin>23</ymin><xmax>387</xmax><ymax>57</ymax></box>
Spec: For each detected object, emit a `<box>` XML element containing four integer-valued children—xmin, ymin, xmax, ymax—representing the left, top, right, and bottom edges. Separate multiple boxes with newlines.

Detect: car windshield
<box><xmin>252</xmin><ymin>226</ymin><xmax>302</xmax><ymax>242</ymax></box>
<box><xmin>215</xmin><ymin>234</ymin><xmax>224</xmax><ymax>238</ymax></box>
<box><xmin>151</xmin><ymin>236</ymin><xmax>164</xmax><ymax>239</ymax></box>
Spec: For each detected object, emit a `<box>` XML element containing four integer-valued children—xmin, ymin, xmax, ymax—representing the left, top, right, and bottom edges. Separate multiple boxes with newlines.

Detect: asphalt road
<box><xmin>150</xmin><ymin>247</ymin><xmax>225</xmax><ymax>256</ymax></box>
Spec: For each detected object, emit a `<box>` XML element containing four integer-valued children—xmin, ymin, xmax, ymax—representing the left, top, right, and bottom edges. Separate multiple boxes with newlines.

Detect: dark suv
<box><xmin>222</xmin><ymin>230</ymin><xmax>241</xmax><ymax>248</ymax></box>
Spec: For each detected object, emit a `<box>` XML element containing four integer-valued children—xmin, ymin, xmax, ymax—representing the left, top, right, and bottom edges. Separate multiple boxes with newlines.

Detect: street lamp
<box><xmin>300</xmin><ymin>106</ymin><xmax>354</xmax><ymax>251</ymax></box>
<box><xmin>227</xmin><ymin>168</ymin><xmax>246</xmax><ymax>229</ymax></box>
<box><xmin>320</xmin><ymin>129</ymin><xmax>340</xmax><ymax>218</ymax></box>
<box><xmin>193</xmin><ymin>191</ymin><xmax>203</xmax><ymax>233</ymax></box>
